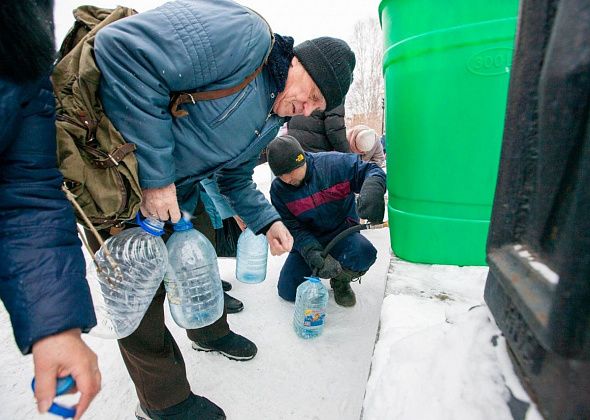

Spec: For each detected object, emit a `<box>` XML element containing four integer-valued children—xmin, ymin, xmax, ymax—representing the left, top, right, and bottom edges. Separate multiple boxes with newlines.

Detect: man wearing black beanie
<box><xmin>293</xmin><ymin>37</ymin><xmax>355</xmax><ymax>111</ymax></box>
<box><xmin>89</xmin><ymin>1</ymin><xmax>358</xmax><ymax>416</ymax></box>
<box><xmin>268</xmin><ymin>136</ymin><xmax>387</xmax><ymax>307</ymax></box>
<box><xmin>271</xmin><ymin>36</ymin><xmax>356</xmax><ymax>116</ymax></box>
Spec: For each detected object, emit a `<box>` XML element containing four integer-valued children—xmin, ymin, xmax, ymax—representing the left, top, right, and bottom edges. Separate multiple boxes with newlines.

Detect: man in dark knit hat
<box><xmin>268</xmin><ymin>135</ymin><xmax>387</xmax><ymax>307</ymax></box>
<box><xmin>92</xmin><ymin>1</ymin><xmax>356</xmax><ymax>417</ymax></box>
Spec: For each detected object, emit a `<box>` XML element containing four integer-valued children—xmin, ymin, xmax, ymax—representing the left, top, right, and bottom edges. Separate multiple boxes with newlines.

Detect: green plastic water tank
<box><xmin>380</xmin><ymin>0</ymin><xmax>518</xmax><ymax>266</ymax></box>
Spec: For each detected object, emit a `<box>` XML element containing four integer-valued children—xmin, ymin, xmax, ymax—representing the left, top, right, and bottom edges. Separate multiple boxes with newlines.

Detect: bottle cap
<box><xmin>136</xmin><ymin>213</ymin><xmax>165</xmax><ymax>236</ymax></box>
<box><xmin>304</xmin><ymin>276</ymin><xmax>321</xmax><ymax>283</ymax></box>
<box><xmin>173</xmin><ymin>218</ymin><xmax>194</xmax><ymax>232</ymax></box>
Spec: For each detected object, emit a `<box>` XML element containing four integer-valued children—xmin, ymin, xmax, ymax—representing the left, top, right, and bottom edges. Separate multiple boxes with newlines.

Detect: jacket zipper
<box><xmin>212</xmin><ymin>87</ymin><xmax>251</xmax><ymax>126</ymax></box>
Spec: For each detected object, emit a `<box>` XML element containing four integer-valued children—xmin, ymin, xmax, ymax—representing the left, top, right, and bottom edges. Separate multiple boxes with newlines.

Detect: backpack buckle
<box><xmin>108</xmin><ymin>154</ymin><xmax>119</xmax><ymax>166</ymax></box>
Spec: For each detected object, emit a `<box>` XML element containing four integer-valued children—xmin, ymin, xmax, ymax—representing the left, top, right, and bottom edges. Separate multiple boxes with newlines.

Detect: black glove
<box><xmin>357</xmin><ymin>176</ymin><xmax>386</xmax><ymax>224</ymax></box>
<box><xmin>300</xmin><ymin>244</ymin><xmax>343</xmax><ymax>279</ymax></box>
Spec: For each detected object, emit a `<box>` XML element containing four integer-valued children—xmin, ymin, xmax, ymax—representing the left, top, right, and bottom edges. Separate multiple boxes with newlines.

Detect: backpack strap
<box><xmin>169</xmin><ymin>9</ymin><xmax>275</xmax><ymax>118</ymax></box>
<box><xmin>169</xmin><ymin>62</ymin><xmax>267</xmax><ymax>118</ymax></box>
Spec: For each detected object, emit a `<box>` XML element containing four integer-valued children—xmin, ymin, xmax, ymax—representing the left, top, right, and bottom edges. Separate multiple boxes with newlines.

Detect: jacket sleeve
<box><xmin>348</xmin><ymin>154</ymin><xmax>387</xmax><ymax>194</ymax></box>
<box><xmin>216</xmin><ymin>157</ymin><xmax>280</xmax><ymax>234</ymax></box>
<box><xmin>270</xmin><ymin>183</ymin><xmax>321</xmax><ymax>252</ymax></box>
<box><xmin>0</xmin><ymin>78</ymin><xmax>96</xmax><ymax>354</ymax></box>
<box><xmin>95</xmin><ymin>19</ymin><xmax>176</xmax><ymax>189</ymax></box>
<box><xmin>324</xmin><ymin>105</ymin><xmax>349</xmax><ymax>153</ymax></box>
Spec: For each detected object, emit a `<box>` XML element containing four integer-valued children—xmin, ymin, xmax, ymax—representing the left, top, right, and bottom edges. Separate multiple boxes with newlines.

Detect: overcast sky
<box><xmin>54</xmin><ymin>0</ymin><xmax>383</xmax><ymax>46</ymax></box>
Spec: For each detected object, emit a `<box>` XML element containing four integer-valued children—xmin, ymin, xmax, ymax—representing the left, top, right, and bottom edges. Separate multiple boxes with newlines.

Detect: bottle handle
<box><xmin>31</xmin><ymin>375</ymin><xmax>77</xmax><ymax>419</ymax></box>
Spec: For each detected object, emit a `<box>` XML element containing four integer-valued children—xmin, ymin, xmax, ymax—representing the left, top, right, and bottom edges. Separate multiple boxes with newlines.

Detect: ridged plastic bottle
<box><xmin>165</xmin><ymin>218</ymin><xmax>224</xmax><ymax>329</ymax></box>
<box><xmin>93</xmin><ymin>216</ymin><xmax>167</xmax><ymax>339</ymax></box>
<box><xmin>293</xmin><ymin>277</ymin><xmax>329</xmax><ymax>339</ymax></box>
<box><xmin>236</xmin><ymin>227</ymin><xmax>268</xmax><ymax>283</ymax></box>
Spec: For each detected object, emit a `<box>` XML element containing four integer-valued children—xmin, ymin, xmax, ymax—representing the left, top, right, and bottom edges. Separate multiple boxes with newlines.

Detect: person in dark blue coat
<box><xmin>0</xmin><ymin>1</ymin><xmax>100</xmax><ymax>418</ymax></box>
<box><xmin>269</xmin><ymin>136</ymin><xmax>387</xmax><ymax>307</ymax></box>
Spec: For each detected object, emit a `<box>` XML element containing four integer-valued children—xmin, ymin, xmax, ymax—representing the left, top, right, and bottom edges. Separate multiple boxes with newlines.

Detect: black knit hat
<box><xmin>267</xmin><ymin>135</ymin><xmax>306</xmax><ymax>176</ymax></box>
<box><xmin>294</xmin><ymin>37</ymin><xmax>356</xmax><ymax>111</ymax></box>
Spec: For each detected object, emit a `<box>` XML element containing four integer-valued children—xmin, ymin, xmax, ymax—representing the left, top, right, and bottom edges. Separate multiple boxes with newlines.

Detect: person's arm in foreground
<box><xmin>0</xmin><ymin>78</ymin><xmax>100</xmax><ymax>419</ymax></box>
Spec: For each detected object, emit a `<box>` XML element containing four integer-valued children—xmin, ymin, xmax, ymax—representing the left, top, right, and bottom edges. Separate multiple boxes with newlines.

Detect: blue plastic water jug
<box><xmin>94</xmin><ymin>215</ymin><xmax>167</xmax><ymax>339</ymax></box>
<box><xmin>236</xmin><ymin>227</ymin><xmax>268</xmax><ymax>283</ymax></box>
<box><xmin>165</xmin><ymin>218</ymin><xmax>224</xmax><ymax>329</ymax></box>
<box><xmin>293</xmin><ymin>276</ymin><xmax>329</xmax><ymax>339</ymax></box>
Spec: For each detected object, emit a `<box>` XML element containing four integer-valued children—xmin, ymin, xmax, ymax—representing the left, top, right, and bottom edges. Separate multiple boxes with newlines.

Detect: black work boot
<box><xmin>224</xmin><ymin>292</ymin><xmax>244</xmax><ymax>314</ymax></box>
<box><xmin>192</xmin><ymin>331</ymin><xmax>257</xmax><ymax>361</ymax></box>
<box><xmin>136</xmin><ymin>392</ymin><xmax>226</xmax><ymax>419</ymax></box>
<box><xmin>221</xmin><ymin>280</ymin><xmax>232</xmax><ymax>291</ymax></box>
<box><xmin>330</xmin><ymin>269</ymin><xmax>364</xmax><ymax>307</ymax></box>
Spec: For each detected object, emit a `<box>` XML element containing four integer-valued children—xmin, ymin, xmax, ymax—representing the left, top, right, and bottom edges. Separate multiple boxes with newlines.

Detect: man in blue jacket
<box><xmin>0</xmin><ymin>1</ymin><xmax>101</xmax><ymax>418</ymax></box>
<box><xmin>268</xmin><ymin>136</ymin><xmax>387</xmax><ymax>307</ymax></box>
<box><xmin>94</xmin><ymin>0</ymin><xmax>355</xmax><ymax>417</ymax></box>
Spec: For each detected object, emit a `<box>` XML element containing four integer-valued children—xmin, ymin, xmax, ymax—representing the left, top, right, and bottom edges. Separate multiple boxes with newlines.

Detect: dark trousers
<box><xmin>277</xmin><ymin>231</ymin><xmax>377</xmax><ymax>301</ymax></box>
<box><xmin>86</xmin><ymin>201</ymin><xmax>229</xmax><ymax>410</ymax></box>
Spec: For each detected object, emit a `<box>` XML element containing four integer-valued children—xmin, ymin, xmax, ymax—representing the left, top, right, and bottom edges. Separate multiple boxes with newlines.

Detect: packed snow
<box><xmin>363</xmin><ymin>258</ymin><xmax>542</xmax><ymax>420</ymax></box>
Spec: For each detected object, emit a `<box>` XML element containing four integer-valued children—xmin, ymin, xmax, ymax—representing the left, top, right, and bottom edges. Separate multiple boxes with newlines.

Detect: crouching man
<box><xmin>268</xmin><ymin>135</ymin><xmax>386</xmax><ymax>306</ymax></box>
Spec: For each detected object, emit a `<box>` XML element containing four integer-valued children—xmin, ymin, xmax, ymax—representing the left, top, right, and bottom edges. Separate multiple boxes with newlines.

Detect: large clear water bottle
<box><xmin>165</xmin><ymin>218</ymin><xmax>224</xmax><ymax>329</ymax></box>
<box><xmin>93</xmin><ymin>216</ymin><xmax>167</xmax><ymax>339</ymax></box>
<box><xmin>293</xmin><ymin>276</ymin><xmax>329</xmax><ymax>339</ymax></box>
<box><xmin>235</xmin><ymin>227</ymin><xmax>268</xmax><ymax>283</ymax></box>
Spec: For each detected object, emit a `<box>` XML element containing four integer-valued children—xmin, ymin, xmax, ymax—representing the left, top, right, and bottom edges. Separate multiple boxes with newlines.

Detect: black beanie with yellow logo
<box><xmin>267</xmin><ymin>135</ymin><xmax>306</xmax><ymax>176</ymax></box>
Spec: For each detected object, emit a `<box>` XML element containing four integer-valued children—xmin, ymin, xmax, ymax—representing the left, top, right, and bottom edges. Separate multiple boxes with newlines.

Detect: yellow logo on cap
<box><xmin>295</xmin><ymin>153</ymin><xmax>304</xmax><ymax>162</ymax></box>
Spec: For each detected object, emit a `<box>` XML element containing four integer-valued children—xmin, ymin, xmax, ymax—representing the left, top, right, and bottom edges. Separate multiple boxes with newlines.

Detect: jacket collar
<box><xmin>266</xmin><ymin>33</ymin><xmax>294</xmax><ymax>93</ymax></box>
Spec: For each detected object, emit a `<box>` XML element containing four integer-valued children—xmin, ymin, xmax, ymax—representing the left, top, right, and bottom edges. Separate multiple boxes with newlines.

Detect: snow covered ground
<box><xmin>0</xmin><ymin>163</ymin><xmax>542</xmax><ymax>419</ymax></box>
<box><xmin>363</xmin><ymin>258</ymin><xmax>543</xmax><ymax>420</ymax></box>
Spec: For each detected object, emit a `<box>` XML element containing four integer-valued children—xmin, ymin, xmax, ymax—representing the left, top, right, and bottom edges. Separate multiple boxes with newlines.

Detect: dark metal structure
<box><xmin>484</xmin><ymin>0</ymin><xmax>590</xmax><ymax>418</ymax></box>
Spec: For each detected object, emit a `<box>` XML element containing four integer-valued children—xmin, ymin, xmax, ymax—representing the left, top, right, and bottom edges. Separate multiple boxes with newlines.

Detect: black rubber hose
<box><xmin>321</xmin><ymin>224</ymin><xmax>367</xmax><ymax>257</ymax></box>
<box><xmin>310</xmin><ymin>223</ymin><xmax>370</xmax><ymax>277</ymax></box>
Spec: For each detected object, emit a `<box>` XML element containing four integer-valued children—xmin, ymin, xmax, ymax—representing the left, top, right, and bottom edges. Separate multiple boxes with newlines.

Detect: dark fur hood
<box><xmin>0</xmin><ymin>0</ymin><xmax>55</xmax><ymax>83</ymax></box>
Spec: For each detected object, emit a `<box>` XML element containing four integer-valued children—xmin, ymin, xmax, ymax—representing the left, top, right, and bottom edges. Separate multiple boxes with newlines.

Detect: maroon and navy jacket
<box><xmin>270</xmin><ymin>152</ymin><xmax>386</xmax><ymax>252</ymax></box>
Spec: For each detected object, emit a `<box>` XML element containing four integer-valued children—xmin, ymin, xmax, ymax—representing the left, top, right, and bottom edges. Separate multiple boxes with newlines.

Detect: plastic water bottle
<box><xmin>293</xmin><ymin>277</ymin><xmax>329</xmax><ymax>339</ymax></box>
<box><xmin>93</xmin><ymin>215</ymin><xmax>167</xmax><ymax>339</ymax></box>
<box><xmin>236</xmin><ymin>227</ymin><xmax>268</xmax><ymax>283</ymax></box>
<box><xmin>165</xmin><ymin>218</ymin><xmax>224</xmax><ymax>329</ymax></box>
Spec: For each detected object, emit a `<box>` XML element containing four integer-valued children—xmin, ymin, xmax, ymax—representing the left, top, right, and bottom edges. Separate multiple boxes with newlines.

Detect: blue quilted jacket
<box><xmin>95</xmin><ymin>0</ymin><xmax>285</xmax><ymax>233</ymax></box>
<box><xmin>0</xmin><ymin>76</ymin><xmax>96</xmax><ymax>354</ymax></box>
<box><xmin>270</xmin><ymin>152</ymin><xmax>386</xmax><ymax>252</ymax></box>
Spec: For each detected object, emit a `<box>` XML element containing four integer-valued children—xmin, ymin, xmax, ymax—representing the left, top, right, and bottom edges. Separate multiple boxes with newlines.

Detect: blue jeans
<box><xmin>277</xmin><ymin>232</ymin><xmax>377</xmax><ymax>301</ymax></box>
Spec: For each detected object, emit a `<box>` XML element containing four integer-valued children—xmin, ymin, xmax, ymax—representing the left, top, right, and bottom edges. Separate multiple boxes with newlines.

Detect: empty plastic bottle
<box><xmin>165</xmin><ymin>218</ymin><xmax>224</xmax><ymax>329</ymax></box>
<box><xmin>293</xmin><ymin>276</ymin><xmax>329</xmax><ymax>339</ymax></box>
<box><xmin>93</xmin><ymin>215</ymin><xmax>168</xmax><ymax>339</ymax></box>
<box><xmin>236</xmin><ymin>227</ymin><xmax>268</xmax><ymax>283</ymax></box>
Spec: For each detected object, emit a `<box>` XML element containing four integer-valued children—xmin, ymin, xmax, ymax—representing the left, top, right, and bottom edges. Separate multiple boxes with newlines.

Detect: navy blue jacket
<box><xmin>95</xmin><ymin>0</ymin><xmax>285</xmax><ymax>233</ymax></box>
<box><xmin>0</xmin><ymin>76</ymin><xmax>96</xmax><ymax>354</ymax></box>
<box><xmin>270</xmin><ymin>152</ymin><xmax>386</xmax><ymax>252</ymax></box>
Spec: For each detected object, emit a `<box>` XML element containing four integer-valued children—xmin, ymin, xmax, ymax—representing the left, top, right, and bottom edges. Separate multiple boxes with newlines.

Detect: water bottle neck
<box><xmin>136</xmin><ymin>213</ymin><xmax>165</xmax><ymax>236</ymax></box>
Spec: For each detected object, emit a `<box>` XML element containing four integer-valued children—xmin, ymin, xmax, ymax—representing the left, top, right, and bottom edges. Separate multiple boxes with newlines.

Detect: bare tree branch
<box><xmin>346</xmin><ymin>18</ymin><xmax>384</xmax><ymax>133</ymax></box>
